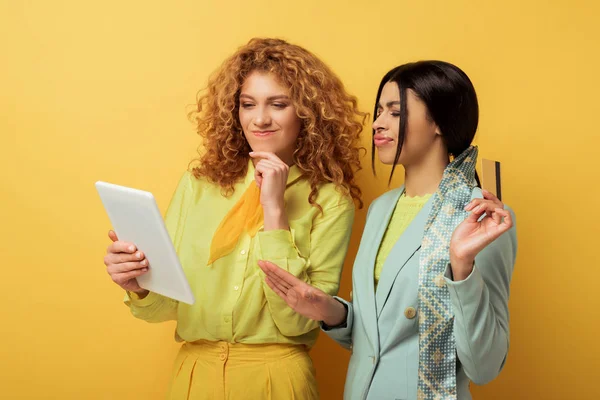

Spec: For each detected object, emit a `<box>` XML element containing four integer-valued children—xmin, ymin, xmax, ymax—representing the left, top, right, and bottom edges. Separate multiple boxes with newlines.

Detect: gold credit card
<box><xmin>481</xmin><ymin>159</ymin><xmax>502</xmax><ymax>201</ymax></box>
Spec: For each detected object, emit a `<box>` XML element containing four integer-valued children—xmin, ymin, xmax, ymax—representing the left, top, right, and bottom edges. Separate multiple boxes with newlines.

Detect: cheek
<box><xmin>238</xmin><ymin>110</ymin><xmax>251</xmax><ymax>129</ymax></box>
<box><xmin>279</xmin><ymin>111</ymin><xmax>301</xmax><ymax>138</ymax></box>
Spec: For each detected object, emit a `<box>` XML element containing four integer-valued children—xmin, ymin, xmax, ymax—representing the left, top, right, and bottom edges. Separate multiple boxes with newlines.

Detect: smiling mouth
<box><xmin>373</xmin><ymin>135</ymin><xmax>394</xmax><ymax>147</ymax></box>
<box><xmin>253</xmin><ymin>130</ymin><xmax>277</xmax><ymax>137</ymax></box>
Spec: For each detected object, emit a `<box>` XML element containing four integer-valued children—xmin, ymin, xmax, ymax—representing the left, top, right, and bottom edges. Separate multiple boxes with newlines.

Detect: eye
<box><xmin>391</xmin><ymin>111</ymin><xmax>401</xmax><ymax>117</ymax></box>
<box><xmin>272</xmin><ymin>103</ymin><xmax>288</xmax><ymax>109</ymax></box>
<box><xmin>240</xmin><ymin>102</ymin><xmax>255</xmax><ymax>109</ymax></box>
<box><xmin>376</xmin><ymin>108</ymin><xmax>383</xmax><ymax>117</ymax></box>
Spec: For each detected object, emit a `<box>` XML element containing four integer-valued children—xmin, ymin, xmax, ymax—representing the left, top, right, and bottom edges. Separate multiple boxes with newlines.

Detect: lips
<box><xmin>373</xmin><ymin>134</ymin><xmax>394</xmax><ymax>147</ymax></box>
<box><xmin>252</xmin><ymin>130</ymin><xmax>277</xmax><ymax>137</ymax></box>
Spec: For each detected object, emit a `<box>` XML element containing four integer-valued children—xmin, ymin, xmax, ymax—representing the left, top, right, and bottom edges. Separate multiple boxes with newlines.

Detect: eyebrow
<box><xmin>239</xmin><ymin>94</ymin><xmax>290</xmax><ymax>101</ymax></box>
<box><xmin>377</xmin><ymin>101</ymin><xmax>401</xmax><ymax>108</ymax></box>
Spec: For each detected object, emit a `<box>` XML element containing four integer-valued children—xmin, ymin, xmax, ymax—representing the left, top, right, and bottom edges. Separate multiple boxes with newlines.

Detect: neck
<box><xmin>403</xmin><ymin>148</ymin><xmax>449</xmax><ymax>197</ymax></box>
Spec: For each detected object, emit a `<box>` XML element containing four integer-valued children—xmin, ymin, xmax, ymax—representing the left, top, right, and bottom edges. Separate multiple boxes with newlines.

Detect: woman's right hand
<box><xmin>258</xmin><ymin>260</ymin><xmax>347</xmax><ymax>327</ymax></box>
<box><xmin>103</xmin><ymin>230</ymin><xmax>150</xmax><ymax>297</ymax></box>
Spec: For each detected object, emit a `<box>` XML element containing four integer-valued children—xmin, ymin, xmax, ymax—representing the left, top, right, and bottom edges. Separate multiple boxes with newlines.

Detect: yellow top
<box><xmin>374</xmin><ymin>192</ymin><xmax>432</xmax><ymax>288</ymax></box>
<box><xmin>125</xmin><ymin>162</ymin><xmax>355</xmax><ymax>348</ymax></box>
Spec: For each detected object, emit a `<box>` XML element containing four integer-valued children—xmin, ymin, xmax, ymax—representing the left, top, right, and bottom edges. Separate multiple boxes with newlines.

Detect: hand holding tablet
<box><xmin>96</xmin><ymin>181</ymin><xmax>195</xmax><ymax>305</ymax></box>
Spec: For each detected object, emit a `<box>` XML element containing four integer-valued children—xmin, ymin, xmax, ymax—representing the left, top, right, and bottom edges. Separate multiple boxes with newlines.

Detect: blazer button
<box><xmin>404</xmin><ymin>307</ymin><xmax>417</xmax><ymax>319</ymax></box>
<box><xmin>349</xmin><ymin>291</ymin><xmax>353</xmax><ymax>301</ymax></box>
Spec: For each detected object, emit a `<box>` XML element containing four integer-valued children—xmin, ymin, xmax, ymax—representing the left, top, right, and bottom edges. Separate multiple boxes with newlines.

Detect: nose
<box><xmin>372</xmin><ymin>113</ymin><xmax>385</xmax><ymax>132</ymax></box>
<box><xmin>254</xmin><ymin>106</ymin><xmax>272</xmax><ymax>127</ymax></box>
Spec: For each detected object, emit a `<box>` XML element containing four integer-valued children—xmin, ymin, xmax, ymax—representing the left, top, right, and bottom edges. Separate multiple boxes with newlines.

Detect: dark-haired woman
<box><xmin>259</xmin><ymin>61</ymin><xmax>518</xmax><ymax>400</ymax></box>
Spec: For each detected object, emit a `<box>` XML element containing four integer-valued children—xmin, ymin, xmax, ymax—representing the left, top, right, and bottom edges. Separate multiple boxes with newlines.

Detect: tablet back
<box><xmin>95</xmin><ymin>181</ymin><xmax>195</xmax><ymax>304</ymax></box>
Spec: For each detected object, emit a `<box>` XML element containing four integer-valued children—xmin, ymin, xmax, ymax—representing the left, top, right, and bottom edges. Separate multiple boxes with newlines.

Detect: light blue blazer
<box><xmin>324</xmin><ymin>186</ymin><xmax>517</xmax><ymax>400</ymax></box>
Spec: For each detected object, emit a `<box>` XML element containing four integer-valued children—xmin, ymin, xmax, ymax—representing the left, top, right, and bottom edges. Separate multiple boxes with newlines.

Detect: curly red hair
<box><xmin>189</xmin><ymin>37</ymin><xmax>367</xmax><ymax>208</ymax></box>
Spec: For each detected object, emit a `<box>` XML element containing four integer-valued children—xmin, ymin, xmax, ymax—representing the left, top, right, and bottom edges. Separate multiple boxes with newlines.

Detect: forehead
<box><xmin>379</xmin><ymin>81</ymin><xmax>400</xmax><ymax>103</ymax></box>
<box><xmin>240</xmin><ymin>71</ymin><xmax>290</xmax><ymax>95</ymax></box>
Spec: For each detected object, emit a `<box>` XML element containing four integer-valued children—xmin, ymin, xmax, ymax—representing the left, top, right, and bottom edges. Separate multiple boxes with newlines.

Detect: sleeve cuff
<box><xmin>444</xmin><ymin>263</ymin><xmax>485</xmax><ymax>306</ymax></box>
<box><xmin>321</xmin><ymin>298</ymin><xmax>349</xmax><ymax>331</ymax></box>
<box><xmin>124</xmin><ymin>291</ymin><xmax>160</xmax><ymax>307</ymax></box>
<box><xmin>257</xmin><ymin>229</ymin><xmax>301</xmax><ymax>260</ymax></box>
<box><xmin>320</xmin><ymin>296</ymin><xmax>352</xmax><ymax>332</ymax></box>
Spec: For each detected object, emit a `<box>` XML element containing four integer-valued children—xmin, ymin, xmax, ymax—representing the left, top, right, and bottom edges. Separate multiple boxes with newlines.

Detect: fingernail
<box><xmin>141</xmin><ymin>259</ymin><xmax>148</xmax><ymax>266</ymax></box>
<box><xmin>142</xmin><ymin>268</ymin><xmax>148</xmax><ymax>272</ymax></box>
<box><xmin>128</xmin><ymin>245</ymin><xmax>135</xmax><ymax>252</ymax></box>
<box><xmin>136</xmin><ymin>252</ymin><xmax>141</xmax><ymax>259</ymax></box>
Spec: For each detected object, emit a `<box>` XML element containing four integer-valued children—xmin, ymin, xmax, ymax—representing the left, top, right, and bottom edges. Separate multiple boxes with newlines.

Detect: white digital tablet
<box><xmin>95</xmin><ymin>181</ymin><xmax>195</xmax><ymax>305</ymax></box>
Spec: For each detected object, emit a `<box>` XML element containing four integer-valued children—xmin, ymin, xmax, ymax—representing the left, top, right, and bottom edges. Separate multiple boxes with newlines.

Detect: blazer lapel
<box><xmin>354</xmin><ymin>188</ymin><xmax>403</xmax><ymax>353</ymax></box>
<box><xmin>375</xmin><ymin>194</ymin><xmax>434</xmax><ymax>318</ymax></box>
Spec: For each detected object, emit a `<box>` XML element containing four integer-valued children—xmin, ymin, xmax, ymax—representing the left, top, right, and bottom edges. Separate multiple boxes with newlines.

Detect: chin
<box><xmin>377</xmin><ymin>152</ymin><xmax>396</xmax><ymax>165</ymax></box>
<box><xmin>248</xmin><ymin>144</ymin><xmax>276</xmax><ymax>153</ymax></box>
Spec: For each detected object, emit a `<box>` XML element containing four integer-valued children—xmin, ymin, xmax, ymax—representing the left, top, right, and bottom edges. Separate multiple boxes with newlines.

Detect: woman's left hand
<box><xmin>449</xmin><ymin>190</ymin><xmax>513</xmax><ymax>281</ymax></box>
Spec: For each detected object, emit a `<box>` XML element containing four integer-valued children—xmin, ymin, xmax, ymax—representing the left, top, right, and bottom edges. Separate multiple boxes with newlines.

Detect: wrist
<box><xmin>262</xmin><ymin>205</ymin><xmax>289</xmax><ymax>231</ymax></box>
<box><xmin>131</xmin><ymin>289</ymin><xmax>150</xmax><ymax>299</ymax></box>
<box><xmin>262</xmin><ymin>201</ymin><xmax>285</xmax><ymax>215</ymax></box>
<box><xmin>449</xmin><ymin>255</ymin><xmax>474</xmax><ymax>281</ymax></box>
<box><xmin>323</xmin><ymin>297</ymin><xmax>347</xmax><ymax>327</ymax></box>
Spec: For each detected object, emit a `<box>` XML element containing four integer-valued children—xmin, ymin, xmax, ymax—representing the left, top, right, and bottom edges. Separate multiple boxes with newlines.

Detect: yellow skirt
<box><xmin>167</xmin><ymin>340</ymin><xmax>319</xmax><ymax>400</ymax></box>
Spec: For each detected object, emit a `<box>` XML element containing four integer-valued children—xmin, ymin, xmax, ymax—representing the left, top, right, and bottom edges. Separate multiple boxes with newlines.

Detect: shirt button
<box><xmin>240</xmin><ymin>250</ymin><xmax>247</xmax><ymax>255</ymax></box>
<box><xmin>224</xmin><ymin>317</ymin><xmax>231</xmax><ymax>323</ymax></box>
<box><xmin>234</xmin><ymin>286</ymin><xmax>239</xmax><ymax>291</ymax></box>
<box><xmin>404</xmin><ymin>307</ymin><xmax>417</xmax><ymax>319</ymax></box>
<box><xmin>219</xmin><ymin>354</ymin><xmax>226</xmax><ymax>361</ymax></box>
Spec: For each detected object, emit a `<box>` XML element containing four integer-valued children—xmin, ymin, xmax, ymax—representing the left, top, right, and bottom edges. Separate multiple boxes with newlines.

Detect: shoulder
<box><xmin>367</xmin><ymin>187</ymin><xmax>403</xmax><ymax>216</ymax></box>
<box><xmin>308</xmin><ymin>181</ymin><xmax>356</xmax><ymax>212</ymax></box>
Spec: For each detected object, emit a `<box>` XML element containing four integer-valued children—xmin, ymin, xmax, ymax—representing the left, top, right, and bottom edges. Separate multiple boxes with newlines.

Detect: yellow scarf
<box><xmin>207</xmin><ymin>182</ymin><xmax>263</xmax><ymax>265</ymax></box>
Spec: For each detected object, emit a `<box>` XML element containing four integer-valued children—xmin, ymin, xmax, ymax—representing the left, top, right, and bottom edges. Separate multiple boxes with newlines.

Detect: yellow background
<box><xmin>2</xmin><ymin>0</ymin><xmax>599</xmax><ymax>399</ymax></box>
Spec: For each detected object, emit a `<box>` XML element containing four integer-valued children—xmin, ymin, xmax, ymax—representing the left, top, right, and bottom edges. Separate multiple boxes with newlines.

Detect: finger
<box><xmin>114</xmin><ymin>251</ymin><xmax>145</xmax><ymax>263</ymax></box>
<box><xmin>249</xmin><ymin>152</ymin><xmax>285</xmax><ymax>165</ymax></box>
<box><xmin>104</xmin><ymin>251</ymin><xmax>146</xmax><ymax>266</ymax></box>
<box><xmin>258</xmin><ymin>261</ymin><xmax>290</xmax><ymax>289</ymax></box>
<box><xmin>107</xmin><ymin>260</ymin><xmax>148</xmax><ymax>275</ymax></box>
<box><xmin>107</xmin><ymin>241</ymin><xmax>137</xmax><ymax>254</ymax></box>
<box><xmin>254</xmin><ymin>168</ymin><xmax>263</xmax><ymax>188</ymax></box>
<box><xmin>257</xmin><ymin>261</ymin><xmax>293</xmax><ymax>292</ymax></box>
<box><xmin>492</xmin><ymin>209</ymin><xmax>502</xmax><ymax>225</ymax></box>
<box><xmin>258</xmin><ymin>260</ymin><xmax>302</xmax><ymax>286</ymax></box>
<box><xmin>494</xmin><ymin>208</ymin><xmax>513</xmax><ymax>229</ymax></box>
<box><xmin>261</xmin><ymin>158</ymin><xmax>289</xmax><ymax>175</ymax></box>
<box><xmin>265</xmin><ymin>276</ymin><xmax>288</xmax><ymax>299</ymax></box>
<box><xmin>263</xmin><ymin>267</ymin><xmax>292</xmax><ymax>292</ymax></box>
<box><xmin>257</xmin><ymin>160</ymin><xmax>284</xmax><ymax>175</ymax></box>
<box><xmin>464</xmin><ymin>200</ymin><xmax>477</xmax><ymax>211</ymax></box>
<box><xmin>465</xmin><ymin>198</ymin><xmax>494</xmax><ymax>211</ymax></box>
<box><xmin>254</xmin><ymin>163</ymin><xmax>271</xmax><ymax>180</ymax></box>
<box><xmin>111</xmin><ymin>268</ymin><xmax>148</xmax><ymax>285</ymax></box>
<box><xmin>472</xmin><ymin>202</ymin><xmax>500</xmax><ymax>217</ymax></box>
<box><xmin>465</xmin><ymin>203</ymin><xmax>487</xmax><ymax>223</ymax></box>
<box><xmin>482</xmin><ymin>189</ymin><xmax>504</xmax><ymax>208</ymax></box>
<box><xmin>254</xmin><ymin>163</ymin><xmax>277</xmax><ymax>178</ymax></box>
<box><xmin>257</xmin><ymin>159</ymin><xmax>285</xmax><ymax>169</ymax></box>
<box><xmin>108</xmin><ymin>230</ymin><xmax>118</xmax><ymax>242</ymax></box>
